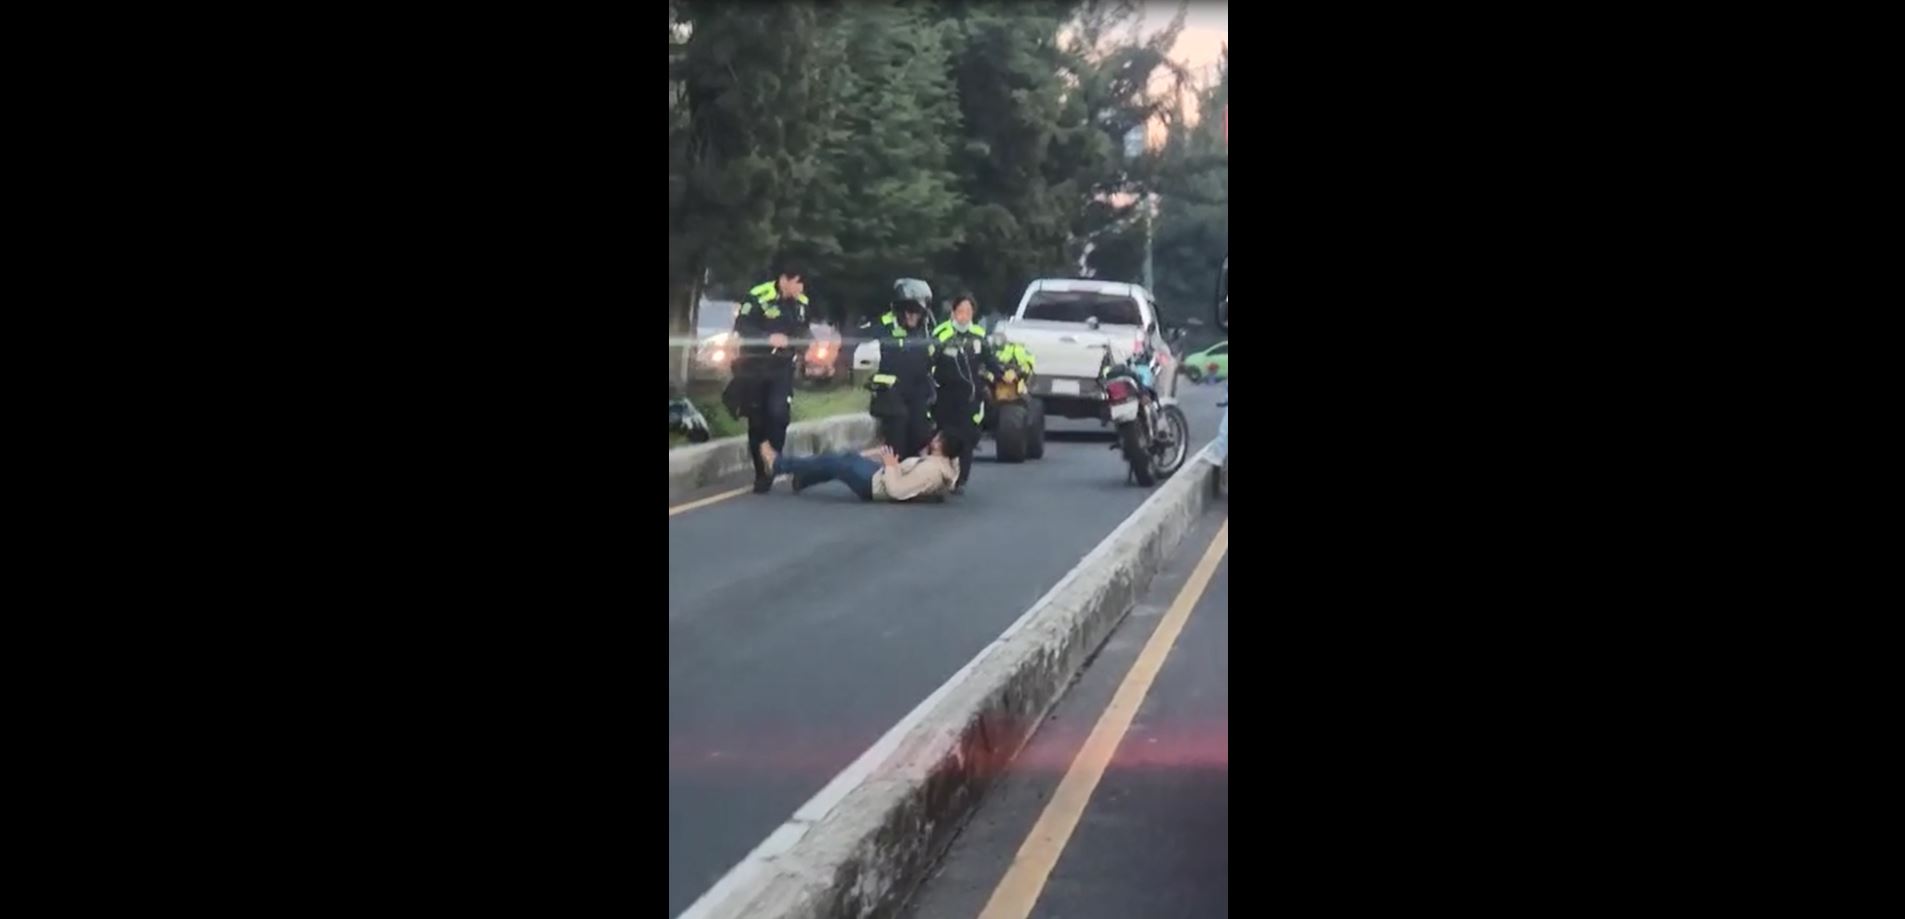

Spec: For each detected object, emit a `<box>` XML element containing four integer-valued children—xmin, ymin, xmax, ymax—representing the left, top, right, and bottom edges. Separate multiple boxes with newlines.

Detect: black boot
<box><xmin>750</xmin><ymin>443</ymin><xmax>774</xmax><ymax>494</ymax></box>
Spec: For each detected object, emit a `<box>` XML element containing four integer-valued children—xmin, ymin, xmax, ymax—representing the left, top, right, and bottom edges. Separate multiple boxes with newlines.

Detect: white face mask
<box><xmin>952</xmin><ymin>319</ymin><xmax>970</xmax><ymax>333</ymax></box>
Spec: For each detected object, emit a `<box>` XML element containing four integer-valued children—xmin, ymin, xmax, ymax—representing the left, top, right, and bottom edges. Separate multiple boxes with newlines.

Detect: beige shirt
<box><xmin>871</xmin><ymin>454</ymin><xmax>958</xmax><ymax>502</ymax></box>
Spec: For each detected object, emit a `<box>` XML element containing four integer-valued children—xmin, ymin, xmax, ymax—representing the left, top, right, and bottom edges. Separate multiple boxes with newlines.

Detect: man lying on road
<box><xmin>757</xmin><ymin>430</ymin><xmax>962</xmax><ymax>502</ymax></box>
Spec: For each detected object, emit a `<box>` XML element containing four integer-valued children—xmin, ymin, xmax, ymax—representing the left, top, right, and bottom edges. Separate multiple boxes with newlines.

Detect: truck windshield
<box><xmin>1022</xmin><ymin>291</ymin><xmax>1144</xmax><ymax>326</ymax></box>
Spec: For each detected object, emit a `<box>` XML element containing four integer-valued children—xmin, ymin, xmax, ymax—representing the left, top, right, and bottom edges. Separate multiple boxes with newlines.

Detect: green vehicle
<box><xmin>1182</xmin><ymin>340</ymin><xmax>1229</xmax><ymax>383</ymax></box>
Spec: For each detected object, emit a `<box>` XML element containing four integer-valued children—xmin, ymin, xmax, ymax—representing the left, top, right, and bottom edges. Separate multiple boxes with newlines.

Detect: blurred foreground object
<box><xmin>670</xmin><ymin>390</ymin><xmax>712</xmax><ymax>444</ymax></box>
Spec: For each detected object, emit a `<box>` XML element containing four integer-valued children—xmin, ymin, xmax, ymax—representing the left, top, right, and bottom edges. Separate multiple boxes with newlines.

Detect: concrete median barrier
<box><xmin>669</xmin><ymin>413</ymin><xmax>879</xmax><ymax>502</ymax></box>
<box><xmin>680</xmin><ymin>445</ymin><xmax>1223</xmax><ymax>919</ymax></box>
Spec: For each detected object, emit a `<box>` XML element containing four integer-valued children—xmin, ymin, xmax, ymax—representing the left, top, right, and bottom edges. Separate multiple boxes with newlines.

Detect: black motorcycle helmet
<box><xmin>892</xmin><ymin>278</ymin><xmax>935</xmax><ymax>324</ymax></box>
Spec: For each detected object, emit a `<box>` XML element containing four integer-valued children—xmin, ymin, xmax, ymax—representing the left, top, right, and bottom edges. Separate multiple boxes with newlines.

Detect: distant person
<box><xmin>729</xmin><ymin>263</ymin><xmax>812</xmax><ymax>493</ymax></box>
<box><xmin>757</xmin><ymin>430</ymin><xmax>962</xmax><ymax>503</ymax></box>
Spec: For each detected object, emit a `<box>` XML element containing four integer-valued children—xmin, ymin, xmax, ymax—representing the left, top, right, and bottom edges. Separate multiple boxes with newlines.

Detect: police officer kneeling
<box><xmin>867</xmin><ymin>278</ymin><xmax>937</xmax><ymax>458</ymax></box>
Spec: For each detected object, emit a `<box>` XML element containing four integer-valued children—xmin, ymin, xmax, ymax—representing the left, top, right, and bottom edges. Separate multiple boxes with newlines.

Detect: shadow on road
<box><xmin>1043</xmin><ymin>430</ymin><xmax>1119</xmax><ymax>443</ymax></box>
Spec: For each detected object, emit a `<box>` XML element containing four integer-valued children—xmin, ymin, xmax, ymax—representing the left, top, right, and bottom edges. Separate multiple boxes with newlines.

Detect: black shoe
<box><xmin>791</xmin><ymin>473</ymin><xmax>817</xmax><ymax>494</ymax></box>
<box><xmin>753</xmin><ymin>474</ymin><xmax>774</xmax><ymax>494</ymax></box>
<box><xmin>951</xmin><ymin>485</ymin><xmax>966</xmax><ymax>496</ymax></box>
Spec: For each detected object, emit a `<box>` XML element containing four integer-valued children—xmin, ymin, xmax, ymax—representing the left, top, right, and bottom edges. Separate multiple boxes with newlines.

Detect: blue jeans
<box><xmin>773</xmin><ymin>451</ymin><xmax>881</xmax><ymax>500</ymax></box>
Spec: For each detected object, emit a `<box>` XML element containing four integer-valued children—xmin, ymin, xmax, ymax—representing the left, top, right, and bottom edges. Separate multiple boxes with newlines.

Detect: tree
<box><xmin>938</xmin><ymin>0</ymin><xmax>1093</xmax><ymax>316</ymax></box>
<box><xmin>788</xmin><ymin>2</ymin><xmax>967</xmax><ymax>324</ymax></box>
<box><xmin>1062</xmin><ymin>1</ymin><xmax>1191</xmax><ymax>283</ymax></box>
<box><xmin>669</xmin><ymin>1</ymin><xmax>834</xmax><ymax>343</ymax></box>
<box><xmin>1148</xmin><ymin>41</ymin><xmax>1227</xmax><ymax>333</ymax></box>
<box><xmin>665</xmin><ymin>0</ymin><xmax>1211</xmax><ymax>342</ymax></box>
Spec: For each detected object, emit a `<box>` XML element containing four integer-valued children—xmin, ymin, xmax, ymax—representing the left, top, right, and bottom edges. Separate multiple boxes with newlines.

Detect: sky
<box><xmin>1148</xmin><ymin>1</ymin><xmax>1227</xmax><ymax>75</ymax></box>
<box><xmin>1138</xmin><ymin>1</ymin><xmax>1225</xmax><ymax>130</ymax></box>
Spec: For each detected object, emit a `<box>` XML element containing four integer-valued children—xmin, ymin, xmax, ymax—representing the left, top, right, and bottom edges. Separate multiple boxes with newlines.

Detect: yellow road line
<box><xmin>977</xmin><ymin>519</ymin><xmax>1229</xmax><ymax>919</ymax></box>
<box><xmin>667</xmin><ymin>448</ymin><xmax>887</xmax><ymax>517</ymax></box>
<box><xmin>668</xmin><ymin>486</ymin><xmax>751</xmax><ymax>517</ymax></box>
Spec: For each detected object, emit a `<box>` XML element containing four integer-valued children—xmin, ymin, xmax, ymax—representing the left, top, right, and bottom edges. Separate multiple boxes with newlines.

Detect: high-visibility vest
<box><xmin>739</xmin><ymin>280</ymin><xmax>809</xmax><ymax>320</ymax></box>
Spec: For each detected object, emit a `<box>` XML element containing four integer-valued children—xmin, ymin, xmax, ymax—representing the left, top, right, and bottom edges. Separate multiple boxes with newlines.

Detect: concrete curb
<box><xmin>669</xmin><ymin>413</ymin><xmax>879</xmax><ymax>501</ymax></box>
<box><xmin>682</xmin><ymin>445</ymin><xmax>1222</xmax><ymax>919</ymax></box>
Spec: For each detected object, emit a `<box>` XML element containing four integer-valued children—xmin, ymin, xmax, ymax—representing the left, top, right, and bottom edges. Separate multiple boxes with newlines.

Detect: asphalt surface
<box><xmin>903</xmin><ymin>509</ymin><xmax>1229</xmax><ymax>919</ymax></box>
<box><xmin>667</xmin><ymin>384</ymin><xmax>1224</xmax><ymax>917</ymax></box>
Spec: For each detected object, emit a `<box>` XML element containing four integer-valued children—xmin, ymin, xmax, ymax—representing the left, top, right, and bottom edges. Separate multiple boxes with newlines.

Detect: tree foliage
<box><xmin>1150</xmin><ymin>39</ymin><xmax>1227</xmax><ymax>330</ymax></box>
<box><xmin>667</xmin><ymin>0</ymin><xmax>1225</xmax><ymax>336</ymax></box>
<box><xmin>790</xmin><ymin>2</ymin><xmax>966</xmax><ymax>322</ymax></box>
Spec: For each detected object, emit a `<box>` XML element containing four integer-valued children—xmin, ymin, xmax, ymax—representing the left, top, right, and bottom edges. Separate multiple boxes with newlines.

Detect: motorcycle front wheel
<box><xmin>1149</xmin><ymin>404</ymin><xmax>1190</xmax><ymax>480</ymax></box>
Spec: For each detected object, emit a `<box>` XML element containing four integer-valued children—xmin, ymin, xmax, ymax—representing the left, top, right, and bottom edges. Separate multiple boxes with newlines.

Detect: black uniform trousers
<box><xmin>935</xmin><ymin>394</ymin><xmax>981</xmax><ymax>488</ymax></box>
<box><xmin>741</xmin><ymin>359</ymin><xmax>795</xmax><ymax>481</ymax></box>
<box><xmin>875</xmin><ymin>392</ymin><xmax>934</xmax><ymax>458</ymax></box>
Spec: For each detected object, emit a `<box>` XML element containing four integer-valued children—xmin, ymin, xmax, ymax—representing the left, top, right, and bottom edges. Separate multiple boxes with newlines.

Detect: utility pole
<box><xmin>1142</xmin><ymin>192</ymin><xmax>1158</xmax><ymax>291</ymax></box>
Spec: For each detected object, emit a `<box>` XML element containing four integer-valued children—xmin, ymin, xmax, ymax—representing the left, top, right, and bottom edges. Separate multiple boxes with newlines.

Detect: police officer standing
<box><xmin>868</xmin><ymin>279</ymin><xmax>938</xmax><ymax>458</ymax></box>
<box><xmin>732</xmin><ymin>263</ymin><xmax>812</xmax><ymax>493</ymax></box>
<box><xmin>931</xmin><ymin>294</ymin><xmax>1002</xmax><ymax>494</ymax></box>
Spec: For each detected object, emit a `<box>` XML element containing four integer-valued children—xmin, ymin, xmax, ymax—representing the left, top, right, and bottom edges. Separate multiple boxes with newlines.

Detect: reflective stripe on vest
<box><xmin>747</xmin><ymin>281</ymin><xmax>807</xmax><ymax>320</ymax></box>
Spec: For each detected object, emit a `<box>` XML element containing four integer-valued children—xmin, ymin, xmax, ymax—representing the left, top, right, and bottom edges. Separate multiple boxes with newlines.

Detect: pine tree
<box><xmin>789</xmin><ymin>2</ymin><xmax>967</xmax><ymax>323</ymax></box>
<box><xmin>669</xmin><ymin>1</ymin><xmax>833</xmax><ymax>327</ymax></box>
<box><xmin>938</xmin><ymin>0</ymin><xmax>1089</xmax><ymax>316</ymax></box>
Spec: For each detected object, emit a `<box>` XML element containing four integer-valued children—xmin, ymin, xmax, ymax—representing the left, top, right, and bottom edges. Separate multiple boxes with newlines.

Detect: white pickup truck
<box><xmin>995</xmin><ymin>279</ymin><xmax>1180</xmax><ymax>421</ymax></box>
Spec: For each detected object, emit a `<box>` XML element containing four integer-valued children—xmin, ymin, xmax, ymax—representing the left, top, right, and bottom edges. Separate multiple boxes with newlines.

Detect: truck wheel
<box><xmin>1026</xmin><ymin>397</ymin><xmax>1046</xmax><ymax>459</ymax></box>
<box><xmin>996</xmin><ymin>403</ymin><xmax>1029</xmax><ymax>463</ymax></box>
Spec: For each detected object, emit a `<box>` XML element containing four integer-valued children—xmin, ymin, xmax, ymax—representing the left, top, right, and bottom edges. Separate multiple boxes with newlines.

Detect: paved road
<box><xmin>904</xmin><ymin>509</ymin><xmax>1229</xmax><ymax>919</ymax></box>
<box><xmin>667</xmin><ymin>385</ymin><xmax>1224</xmax><ymax>916</ymax></box>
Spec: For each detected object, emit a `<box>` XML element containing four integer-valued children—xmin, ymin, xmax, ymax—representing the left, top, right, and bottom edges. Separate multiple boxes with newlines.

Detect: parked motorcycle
<box><xmin>1100</xmin><ymin>340</ymin><xmax>1189</xmax><ymax>486</ymax></box>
